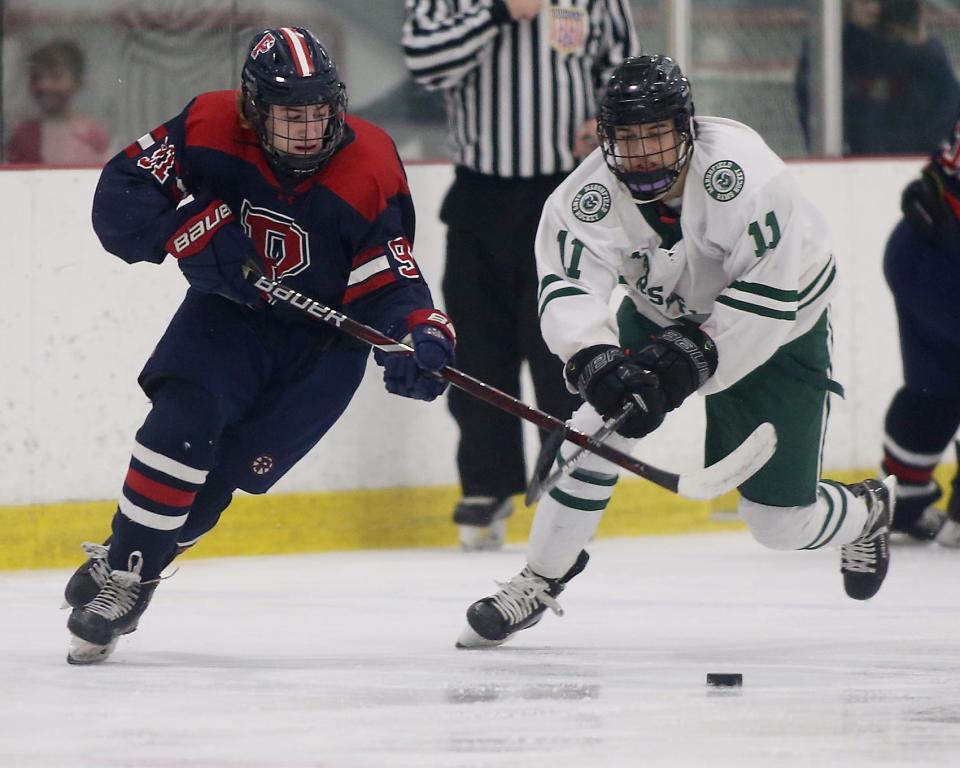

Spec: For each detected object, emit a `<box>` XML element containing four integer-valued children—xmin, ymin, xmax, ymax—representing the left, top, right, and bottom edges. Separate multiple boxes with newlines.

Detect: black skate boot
<box><xmin>891</xmin><ymin>506</ymin><xmax>945</xmax><ymax>543</ymax></box>
<box><xmin>66</xmin><ymin>551</ymin><xmax>158</xmax><ymax>665</ymax></box>
<box><xmin>841</xmin><ymin>477</ymin><xmax>895</xmax><ymax>600</ymax></box>
<box><xmin>63</xmin><ymin>539</ymin><xmax>112</xmax><ymax>608</ymax></box>
<box><xmin>456</xmin><ymin>549</ymin><xmax>589</xmax><ymax>648</ymax></box>
<box><xmin>453</xmin><ymin>496</ymin><xmax>514</xmax><ymax>551</ymax></box>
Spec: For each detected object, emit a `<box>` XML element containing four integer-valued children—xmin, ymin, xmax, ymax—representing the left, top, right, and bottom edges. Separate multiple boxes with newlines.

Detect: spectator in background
<box><xmin>402</xmin><ymin>0</ymin><xmax>640</xmax><ymax>551</ymax></box>
<box><xmin>796</xmin><ymin>0</ymin><xmax>960</xmax><ymax>156</ymax></box>
<box><xmin>796</xmin><ymin>0</ymin><xmax>882</xmax><ymax>152</ymax></box>
<box><xmin>5</xmin><ymin>39</ymin><xmax>112</xmax><ymax>164</ymax></box>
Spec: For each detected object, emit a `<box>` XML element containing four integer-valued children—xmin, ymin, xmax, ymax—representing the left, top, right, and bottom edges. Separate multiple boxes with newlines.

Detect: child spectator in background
<box><xmin>6</xmin><ymin>39</ymin><xmax>112</xmax><ymax>164</ymax></box>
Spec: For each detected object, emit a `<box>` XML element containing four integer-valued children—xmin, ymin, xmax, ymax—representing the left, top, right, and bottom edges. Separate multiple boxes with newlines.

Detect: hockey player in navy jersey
<box><xmin>63</xmin><ymin>27</ymin><xmax>456</xmax><ymax>664</ymax></box>
<box><xmin>880</xmin><ymin>110</ymin><xmax>960</xmax><ymax>544</ymax></box>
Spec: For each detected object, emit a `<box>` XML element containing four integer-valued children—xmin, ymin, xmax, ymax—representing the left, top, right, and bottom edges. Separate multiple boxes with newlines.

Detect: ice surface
<box><xmin>2</xmin><ymin>533</ymin><xmax>959</xmax><ymax>768</ymax></box>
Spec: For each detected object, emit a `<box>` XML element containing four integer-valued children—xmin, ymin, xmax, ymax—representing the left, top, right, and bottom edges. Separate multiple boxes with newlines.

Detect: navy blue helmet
<box><xmin>598</xmin><ymin>55</ymin><xmax>695</xmax><ymax>203</ymax></box>
<box><xmin>241</xmin><ymin>27</ymin><xmax>347</xmax><ymax>175</ymax></box>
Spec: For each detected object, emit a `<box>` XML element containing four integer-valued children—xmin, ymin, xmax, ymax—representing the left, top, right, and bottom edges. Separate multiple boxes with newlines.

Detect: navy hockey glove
<box><xmin>376</xmin><ymin>309</ymin><xmax>456</xmax><ymax>402</ymax></box>
<box><xmin>901</xmin><ymin>164</ymin><xmax>960</xmax><ymax>253</ymax></box>
<box><xmin>564</xmin><ymin>345</ymin><xmax>667</xmax><ymax>438</ymax></box>
<box><xmin>166</xmin><ymin>194</ymin><xmax>264</xmax><ymax>307</ymax></box>
<box><xmin>631</xmin><ymin>325</ymin><xmax>718</xmax><ymax>411</ymax></box>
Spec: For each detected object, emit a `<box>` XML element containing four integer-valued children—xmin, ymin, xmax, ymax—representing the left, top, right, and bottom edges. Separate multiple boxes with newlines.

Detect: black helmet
<box><xmin>241</xmin><ymin>27</ymin><xmax>347</xmax><ymax>176</ymax></box>
<box><xmin>598</xmin><ymin>55</ymin><xmax>695</xmax><ymax>203</ymax></box>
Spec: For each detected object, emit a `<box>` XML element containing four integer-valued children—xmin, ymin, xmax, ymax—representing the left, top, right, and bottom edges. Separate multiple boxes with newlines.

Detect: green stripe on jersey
<box><xmin>798</xmin><ymin>259</ymin><xmax>834</xmax><ymax>300</ymax></box>
<box><xmin>539</xmin><ymin>286</ymin><xmax>588</xmax><ymax>319</ymax></box>
<box><xmin>715</xmin><ymin>295</ymin><xmax>797</xmax><ymax>321</ymax></box>
<box><xmin>799</xmin><ymin>266</ymin><xmax>836</xmax><ymax>309</ymax></box>
<box><xmin>539</xmin><ymin>273</ymin><xmax>564</xmax><ymax>299</ymax></box>
<box><xmin>729</xmin><ymin>281</ymin><xmax>798</xmax><ymax>302</ymax></box>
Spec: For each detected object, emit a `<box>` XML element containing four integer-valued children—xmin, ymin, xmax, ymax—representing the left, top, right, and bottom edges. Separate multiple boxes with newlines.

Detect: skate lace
<box><xmin>80</xmin><ymin>542</ymin><xmax>111</xmax><ymax>587</ymax></box>
<box><xmin>491</xmin><ymin>571</ymin><xmax>563</xmax><ymax>625</ymax></box>
<box><xmin>80</xmin><ymin>542</ymin><xmax>109</xmax><ymax>559</ymax></box>
<box><xmin>841</xmin><ymin>535</ymin><xmax>880</xmax><ymax>573</ymax></box>
<box><xmin>842</xmin><ymin>488</ymin><xmax>889</xmax><ymax>574</ymax></box>
<box><xmin>85</xmin><ymin>571</ymin><xmax>142</xmax><ymax>621</ymax></box>
<box><xmin>85</xmin><ymin>552</ymin><xmax>145</xmax><ymax>621</ymax></box>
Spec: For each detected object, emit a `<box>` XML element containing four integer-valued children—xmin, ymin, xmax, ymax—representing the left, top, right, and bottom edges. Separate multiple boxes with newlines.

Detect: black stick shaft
<box><xmin>249</xmin><ymin>273</ymin><xmax>680</xmax><ymax>491</ymax></box>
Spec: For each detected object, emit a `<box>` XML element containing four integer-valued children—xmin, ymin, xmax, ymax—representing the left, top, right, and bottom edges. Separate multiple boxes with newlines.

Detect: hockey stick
<box><xmin>246</xmin><ymin>270</ymin><xmax>778</xmax><ymax>499</ymax></box>
<box><xmin>525</xmin><ymin>402</ymin><xmax>778</xmax><ymax>503</ymax></box>
<box><xmin>525</xmin><ymin>401</ymin><xmax>636</xmax><ymax>506</ymax></box>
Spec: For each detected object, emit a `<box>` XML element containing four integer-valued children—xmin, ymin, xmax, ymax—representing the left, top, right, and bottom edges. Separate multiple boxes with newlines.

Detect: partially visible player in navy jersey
<box><xmin>879</xmin><ymin>108</ymin><xmax>960</xmax><ymax>545</ymax></box>
<box><xmin>63</xmin><ymin>26</ymin><xmax>456</xmax><ymax>665</ymax></box>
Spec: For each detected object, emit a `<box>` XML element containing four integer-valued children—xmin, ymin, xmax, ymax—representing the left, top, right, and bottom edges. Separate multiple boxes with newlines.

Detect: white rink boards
<box><xmin>2</xmin><ymin>533</ymin><xmax>959</xmax><ymax>767</ymax></box>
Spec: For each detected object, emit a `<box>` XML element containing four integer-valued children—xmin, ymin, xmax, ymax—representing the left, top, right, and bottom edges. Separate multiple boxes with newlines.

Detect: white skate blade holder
<box><xmin>67</xmin><ymin>635</ymin><xmax>118</xmax><ymax>665</ymax></box>
<box><xmin>456</xmin><ymin>623</ymin><xmax>507</xmax><ymax>649</ymax></box>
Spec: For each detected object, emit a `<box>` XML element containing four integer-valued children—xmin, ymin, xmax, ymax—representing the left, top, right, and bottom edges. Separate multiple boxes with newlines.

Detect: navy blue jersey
<box><xmin>92</xmin><ymin>90</ymin><xmax>434</xmax><ymax>335</ymax></box>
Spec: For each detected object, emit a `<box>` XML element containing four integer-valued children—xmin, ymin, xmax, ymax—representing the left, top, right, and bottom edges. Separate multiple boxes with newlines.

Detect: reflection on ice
<box><xmin>446</xmin><ymin>681</ymin><xmax>600</xmax><ymax>704</ymax></box>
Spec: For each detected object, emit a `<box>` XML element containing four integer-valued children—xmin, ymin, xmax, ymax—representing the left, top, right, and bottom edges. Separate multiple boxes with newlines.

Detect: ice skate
<box><xmin>841</xmin><ymin>477</ymin><xmax>895</xmax><ymax>600</ymax></box>
<box><xmin>63</xmin><ymin>540</ymin><xmax>111</xmax><ymax>609</ymax></box>
<box><xmin>453</xmin><ymin>496</ymin><xmax>514</xmax><ymax>551</ymax></box>
<box><xmin>935</xmin><ymin>463</ymin><xmax>960</xmax><ymax>547</ymax></box>
<box><xmin>456</xmin><ymin>549</ymin><xmax>589</xmax><ymax>648</ymax></box>
<box><xmin>890</xmin><ymin>506</ymin><xmax>944</xmax><ymax>544</ymax></box>
<box><xmin>936</xmin><ymin>518</ymin><xmax>960</xmax><ymax>547</ymax></box>
<box><xmin>66</xmin><ymin>551</ymin><xmax>158</xmax><ymax>665</ymax></box>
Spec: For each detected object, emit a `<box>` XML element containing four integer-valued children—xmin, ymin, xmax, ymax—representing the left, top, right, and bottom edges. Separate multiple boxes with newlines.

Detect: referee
<box><xmin>403</xmin><ymin>0</ymin><xmax>640</xmax><ymax>550</ymax></box>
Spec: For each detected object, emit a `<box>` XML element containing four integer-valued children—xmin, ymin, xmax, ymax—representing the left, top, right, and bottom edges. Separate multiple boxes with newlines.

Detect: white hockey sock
<box><xmin>527</xmin><ymin>490</ymin><xmax>607</xmax><ymax>578</ymax></box>
<box><xmin>806</xmin><ymin>479</ymin><xmax>872</xmax><ymax>548</ymax></box>
<box><xmin>739</xmin><ymin>480</ymin><xmax>871</xmax><ymax>550</ymax></box>
<box><xmin>527</xmin><ymin>404</ymin><xmax>631</xmax><ymax>578</ymax></box>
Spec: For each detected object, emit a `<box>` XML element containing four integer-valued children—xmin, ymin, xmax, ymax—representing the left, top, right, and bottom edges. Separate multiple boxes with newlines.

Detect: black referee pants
<box><xmin>440</xmin><ymin>168</ymin><xmax>582</xmax><ymax>499</ymax></box>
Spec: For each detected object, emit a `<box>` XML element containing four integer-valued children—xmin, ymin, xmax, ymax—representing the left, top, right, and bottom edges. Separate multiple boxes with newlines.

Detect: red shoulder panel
<box><xmin>316</xmin><ymin>116</ymin><xmax>410</xmax><ymax>222</ymax></box>
<box><xmin>184</xmin><ymin>91</ymin><xmax>267</xmax><ymax>167</ymax></box>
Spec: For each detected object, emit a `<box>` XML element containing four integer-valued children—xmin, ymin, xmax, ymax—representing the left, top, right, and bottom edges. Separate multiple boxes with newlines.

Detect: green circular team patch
<box><xmin>703</xmin><ymin>160</ymin><xmax>745</xmax><ymax>202</ymax></box>
<box><xmin>572</xmin><ymin>183</ymin><xmax>611</xmax><ymax>222</ymax></box>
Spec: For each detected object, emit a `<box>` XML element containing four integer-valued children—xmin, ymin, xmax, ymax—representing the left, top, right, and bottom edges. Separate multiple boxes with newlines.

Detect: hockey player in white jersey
<box><xmin>457</xmin><ymin>54</ymin><xmax>897</xmax><ymax>649</ymax></box>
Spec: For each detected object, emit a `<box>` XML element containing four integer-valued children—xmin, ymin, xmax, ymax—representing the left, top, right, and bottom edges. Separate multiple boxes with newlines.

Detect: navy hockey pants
<box><xmin>107</xmin><ymin>290</ymin><xmax>368</xmax><ymax>577</ymax></box>
<box><xmin>884</xmin><ymin>219</ymin><xmax>960</xmax><ymax>396</ymax></box>
<box><xmin>881</xmin><ymin>219</ymin><xmax>960</xmax><ymax>527</ymax></box>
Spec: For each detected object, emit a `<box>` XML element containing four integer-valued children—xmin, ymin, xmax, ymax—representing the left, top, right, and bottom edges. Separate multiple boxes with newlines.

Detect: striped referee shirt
<box><xmin>402</xmin><ymin>0</ymin><xmax>640</xmax><ymax>178</ymax></box>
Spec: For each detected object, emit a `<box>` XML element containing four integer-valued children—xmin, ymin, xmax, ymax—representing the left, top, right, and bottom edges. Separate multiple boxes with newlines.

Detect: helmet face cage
<box><xmin>598</xmin><ymin>55</ymin><xmax>695</xmax><ymax>204</ymax></box>
<box><xmin>241</xmin><ymin>27</ymin><xmax>348</xmax><ymax>176</ymax></box>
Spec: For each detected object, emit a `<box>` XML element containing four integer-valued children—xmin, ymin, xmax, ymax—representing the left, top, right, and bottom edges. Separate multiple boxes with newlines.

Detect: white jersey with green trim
<box><xmin>535</xmin><ymin>115</ymin><xmax>836</xmax><ymax>396</ymax></box>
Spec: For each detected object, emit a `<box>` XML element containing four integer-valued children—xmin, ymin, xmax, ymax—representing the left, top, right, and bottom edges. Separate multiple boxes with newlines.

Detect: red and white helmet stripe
<box><xmin>279</xmin><ymin>27</ymin><xmax>315</xmax><ymax>77</ymax></box>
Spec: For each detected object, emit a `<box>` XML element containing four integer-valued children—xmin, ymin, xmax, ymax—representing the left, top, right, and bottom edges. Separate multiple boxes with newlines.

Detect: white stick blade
<box><xmin>676</xmin><ymin>422</ymin><xmax>778</xmax><ymax>500</ymax></box>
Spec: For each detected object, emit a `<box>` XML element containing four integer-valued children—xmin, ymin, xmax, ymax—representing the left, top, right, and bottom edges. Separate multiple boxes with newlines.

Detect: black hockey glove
<box><xmin>564</xmin><ymin>344</ymin><xmax>667</xmax><ymax>439</ymax></box>
<box><xmin>166</xmin><ymin>194</ymin><xmax>264</xmax><ymax>307</ymax></box>
<box><xmin>375</xmin><ymin>309</ymin><xmax>456</xmax><ymax>402</ymax></box>
<box><xmin>901</xmin><ymin>163</ymin><xmax>960</xmax><ymax>253</ymax></box>
<box><xmin>631</xmin><ymin>325</ymin><xmax>718</xmax><ymax>411</ymax></box>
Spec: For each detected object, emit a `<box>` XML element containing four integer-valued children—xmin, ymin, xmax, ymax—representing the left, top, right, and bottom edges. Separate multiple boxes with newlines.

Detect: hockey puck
<box><xmin>706</xmin><ymin>673</ymin><xmax>742</xmax><ymax>687</ymax></box>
